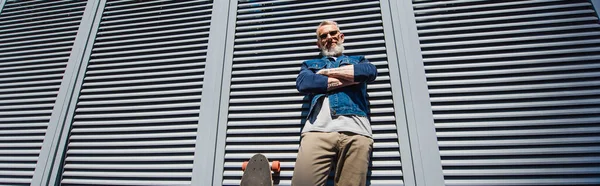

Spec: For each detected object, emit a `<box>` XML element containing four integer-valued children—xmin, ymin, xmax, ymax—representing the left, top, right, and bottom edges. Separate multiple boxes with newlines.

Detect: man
<box><xmin>292</xmin><ymin>20</ymin><xmax>377</xmax><ymax>186</ymax></box>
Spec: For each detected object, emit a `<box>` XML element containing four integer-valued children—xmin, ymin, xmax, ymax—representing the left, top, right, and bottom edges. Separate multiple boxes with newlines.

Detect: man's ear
<box><xmin>316</xmin><ymin>41</ymin><xmax>321</xmax><ymax>49</ymax></box>
<box><xmin>339</xmin><ymin>33</ymin><xmax>345</xmax><ymax>42</ymax></box>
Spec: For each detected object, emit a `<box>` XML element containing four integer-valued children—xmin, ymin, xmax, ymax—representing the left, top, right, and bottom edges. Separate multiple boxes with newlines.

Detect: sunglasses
<box><xmin>319</xmin><ymin>30</ymin><xmax>340</xmax><ymax>39</ymax></box>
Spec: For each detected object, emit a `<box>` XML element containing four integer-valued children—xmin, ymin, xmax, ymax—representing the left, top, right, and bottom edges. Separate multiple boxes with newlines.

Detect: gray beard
<box><xmin>321</xmin><ymin>43</ymin><xmax>344</xmax><ymax>57</ymax></box>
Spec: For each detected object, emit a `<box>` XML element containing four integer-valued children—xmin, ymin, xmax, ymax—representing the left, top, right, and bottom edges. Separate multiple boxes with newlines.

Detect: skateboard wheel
<box><xmin>271</xmin><ymin>161</ymin><xmax>281</xmax><ymax>173</ymax></box>
<box><xmin>242</xmin><ymin>161</ymin><xmax>248</xmax><ymax>171</ymax></box>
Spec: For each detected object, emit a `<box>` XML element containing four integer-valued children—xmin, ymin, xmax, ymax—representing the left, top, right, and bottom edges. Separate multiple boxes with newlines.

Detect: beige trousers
<box><xmin>291</xmin><ymin>132</ymin><xmax>374</xmax><ymax>186</ymax></box>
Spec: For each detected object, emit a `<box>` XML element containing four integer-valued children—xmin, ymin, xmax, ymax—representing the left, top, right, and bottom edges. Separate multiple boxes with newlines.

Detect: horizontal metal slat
<box><xmin>416</xmin><ymin>1</ymin><xmax>581</xmax><ymax>21</ymax></box>
<box><xmin>102</xmin><ymin>3</ymin><xmax>210</xmax><ymax>21</ymax></box>
<box><xmin>0</xmin><ymin>12</ymin><xmax>83</xmax><ymax>32</ymax></box>
<box><xmin>425</xmin><ymin>54</ymin><xmax>600</xmax><ymax>72</ymax></box>
<box><xmin>0</xmin><ymin>110</ymin><xmax>52</xmax><ymax>117</ymax></box>
<box><xmin>236</xmin><ymin>7</ymin><xmax>381</xmax><ymax>25</ymax></box>
<box><xmin>424</xmin><ymin>46</ymin><xmax>600</xmax><ymax>63</ymax></box>
<box><xmin>79</xmin><ymin>88</ymin><xmax>202</xmax><ymax>100</ymax></box>
<box><xmin>77</xmin><ymin>95</ymin><xmax>201</xmax><ymax>106</ymax></box>
<box><xmin>84</xmin><ymin>68</ymin><xmax>203</xmax><ymax>81</ymax></box>
<box><xmin>104</xmin><ymin>1</ymin><xmax>205</xmax><ymax>15</ymax></box>
<box><xmin>0</xmin><ymin>103</ymin><xmax>54</xmax><ymax>111</ymax></box>
<box><xmin>444</xmin><ymin>178</ymin><xmax>600</xmax><ymax>186</ymax></box>
<box><xmin>430</xmin><ymin>89</ymin><xmax>600</xmax><ymax>103</ymax></box>
<box><xmin>428</xmin><ymin>71</ymin><xmax>600</xmax><ymax>86</ymax></box>
<box><xmin>412</xmin><ymin>0</ymin><xmax>489</xmax><ymax>10</ymax></box>
<box><xmin>68</xmin><ymin>139</ymin><xmax>196</xmax><ymax>148</ymax></box>
<box><xmin>423</xmin><ymin>38</ymin><xmax>600</xmax><ymax>56</ymax></box>
<box><xmin>440</xmin><ymin>146</ymin><xmax>600</xmax><ymax>156</ymax></box>
<box><xmin>439</xmin><ymin>136</ymin><xmax>600</xmax><ymax>147</ymax></box>
<box><xmin>91</xmin><ymin>43</ymin><xmax>207</xmax><ymax>58</ymax></box>
<box><xmin>60</xmin><ymin>179</ymin><xmax>190</xmax><ymax>186</ymax></box>
<box><xmin>444</xmin><ymin>167</ymin><xmax>600</xmax><ymax>176</ymax></box>
<box><xmin>65</xmin><ymin>155</ymin><xmax>193</xmax><ymax>162</ymax></box>
<box><xmin>435</xmin><ymin>116</ymin><xmax>600</xmax><ymax>129</ymax></box>
<box><xmin>0</xmin><ymin>149</ymin><xmax>40</xmax><ymax>155</ymax></box>
<box><xmin>63</xmin><ymin>163</ymin><xmax>192</xmax><ymax>170</ymax></box>
<box><xmin>83</xmin><ymin>75</ymin><xmax>203</xmax><ymax>88</ymax></box>
<box><xmin>71</xmin><ymin>124</ymin><xmax>197</xmax><ymax>134</ymax></box>
<box><xmin>0</xmin><ymin>50</ymin><xmax>70</xmax><ymax>61</ymax></box>
<box><xmin>434</xmin><ymin>107</ymin><xmax>600</xmax><ymax>120</ymax></box>
<box><xmin>81</xmin><ymin>81</ymin><xmax>202</xmax><ymax>94</ymax></box>
<box><xmin>88</xmin><ymin>50</ymin><xmax>204</xmax><ymax>64</ymax></box>
<box><xmin>74</xmin><ymin>109</ymin><xmax>200</xmax><ymax>119</ymax></box>
<box><xmin>87</xmin><ymin>56</ymin><xmax>204</xmax><ymax>70</ymax></box>
<box><xmin>0</xmin><ymin>2</ymin><xmax>85</xmax><ymax>20</ymax></box>
<box><xmin>421</xmin><ymin>31</ymin><xmax>600</xmax><ymax>49</ymax></box>
<box><xmin>418</xmin><ymin>9</ymin><xmax>593</xmax><ymax>29</ymax></box>
<box><xmin>237</xmin><ymin>2</ymin><xmax>379</xmax><ymax>21</ymax></box>
<box><xmin>0</xmin><ymin>142</ymin><xmax>42</xmax><ymax>148</ymax></box>
<box><xmin>100</xmin><ymin>11</ymin><xmax>211</xmax><ymax>27</ymax></box>
<box><xmin>0</xmin><ymin>25</ymin><xmax>79</xmax><ymax>41</ymax></box>
<box><xmin>427</xmin><ymin>62</ymin><xmax>600</xmax><ymax>79</ymax></box>
<box><xmin>1</xmin><ymin>0</ymin><xmax>68</xmax><ymax>11</ymax></box>
<box><xmin>0</xmin><ymin>35</ymin><xmax>75</xmax><ymax>50</ymax></box>
<box><xmin>105</xmin><ymin>0</ymin><xmax>210</xmax><ymax>10</ymax></box>
<box><xmin>76</xmin><ymin>102</ymin><xmax>200</xmax><ymax>113</ymax></box>
<box><xmin>237</xmin><ymin>0</ymin><xmax>351</xmax><ymax>14</ymax></box>
<box><xmin>418</xmin><ymin>16</ymin><xmax>597</xmax><ymax>35</ymax></box>
<box><xmin>438</xmin><ymin>126</ymin><xmax>600</xmax><ymax>138</ymax></box>
<box><xmin>0</xmin><ymin>19</ymin><xmax>82</xmax><ymax>35</ymax></box>
<box><xmin>442</xmin><ymin>156</ymin><xmax>600</xmax><ymax>166</ymax></box>
<box><xmin>433</xmin><ymin>97</ymin><xmax>600</xmax><ymax>111</ymax></box>
<box><xmin>0</xmin><ymin>91</ymin><xmax>58</xmax><ymax>100</ymax></box>
<box><xmin>0</xmin><ymin>178</ymin><xmax>31</xmax><ymax>184</ymax></box>
<box><xmin>68</xmin><ymin>132</ymin><xmax>197</xmax><ymax>141</ymax></box>
<box><xmin>92</xmin><ymin>37</ymin><xmax>207</xmax><ymax>53</ymax></box>
<box><xmin>66</xmin><ymin>147</ymin><xmax>195</xmax><ymax>155</ymax></box>
<box><xmin>419</xmin><ymin>23</ymin><xmax>600</xmax><ymax>42</ymax></box>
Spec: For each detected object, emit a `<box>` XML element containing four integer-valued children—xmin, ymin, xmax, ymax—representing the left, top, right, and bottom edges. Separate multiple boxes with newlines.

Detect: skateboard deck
<box><xmin>241</xmin><ymin>154</ymin><xmax>280</xmax><ymax>186</ymax></box>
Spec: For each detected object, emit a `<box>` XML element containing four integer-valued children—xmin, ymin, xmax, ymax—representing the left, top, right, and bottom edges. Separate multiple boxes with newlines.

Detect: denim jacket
<box><xmin>296</xmin><ymin>55</ymin><xmax>377</xmax><ymax>118</ymax></box>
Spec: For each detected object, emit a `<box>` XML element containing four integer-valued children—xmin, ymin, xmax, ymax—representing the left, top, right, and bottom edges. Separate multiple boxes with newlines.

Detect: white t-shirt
<box><xmin>302</xmin><ymin>96</ymin><xmax>373</xmax><ymax>137</ymax></box>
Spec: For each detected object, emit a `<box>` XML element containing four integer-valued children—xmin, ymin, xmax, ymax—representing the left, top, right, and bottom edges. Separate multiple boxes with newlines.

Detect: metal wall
<box><xmin>413</xmin><ymin>1</ymin><xmax>600</xmax><ymax>186</ymax></box>
<box><xmin>0</xmin><ymin>0</ymin><xmax>598</xmax><ymax>186</ymax></box>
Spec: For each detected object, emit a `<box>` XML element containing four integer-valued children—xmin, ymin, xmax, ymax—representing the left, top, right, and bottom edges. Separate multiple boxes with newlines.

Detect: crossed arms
<box><xmin>296</xmin><ymin>56</ymin><xmax>377</xmax><ymax>94</ymax></box>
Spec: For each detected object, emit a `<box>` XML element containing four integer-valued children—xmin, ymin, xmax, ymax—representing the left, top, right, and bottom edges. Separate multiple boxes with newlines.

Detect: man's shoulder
<box><xmin>345</xmin><ymin>55</ymin><xmax>366</xmax><ymax>61</ymax></box>
<box><xmin>303</xmin><ymin>58</ymin><xmax>325</xmax><ymax>65</ymax></box>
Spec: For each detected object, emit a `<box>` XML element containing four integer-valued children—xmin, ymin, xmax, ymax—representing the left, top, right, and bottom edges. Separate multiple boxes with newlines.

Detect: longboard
<box><xmin>241</xmin><ymin>154</ymin><xmax>280</xmax><ymax>186</ymax></box>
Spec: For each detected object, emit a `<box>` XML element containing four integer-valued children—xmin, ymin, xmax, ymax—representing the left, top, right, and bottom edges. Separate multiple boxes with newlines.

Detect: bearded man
<box><xmin>292</xmin><ymin>20</ymin><xmax>377</xmax><ymax>186</ymax></box>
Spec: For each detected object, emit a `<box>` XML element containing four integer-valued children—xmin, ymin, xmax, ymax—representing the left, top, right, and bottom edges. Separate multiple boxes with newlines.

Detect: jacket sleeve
<box><xmin>353</xmin><ymin>56</ymin><xmax>377</xmax><ymax>83</ymax></box>
<box><xmin>296</xmin><ymin>61</ymin><xmax>328</xmax><ymax>94</ymax></box>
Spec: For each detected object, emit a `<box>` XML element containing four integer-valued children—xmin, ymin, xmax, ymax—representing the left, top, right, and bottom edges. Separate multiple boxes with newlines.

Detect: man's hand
<box><xmin>317</xmin><ymin>65</ymin><xmax>354</xmax><ymax>82</ymax></box>
<box><xmin>327</xmin><ymin>77</ymin><xmax>358</xmax><ymax>91</ymax></box>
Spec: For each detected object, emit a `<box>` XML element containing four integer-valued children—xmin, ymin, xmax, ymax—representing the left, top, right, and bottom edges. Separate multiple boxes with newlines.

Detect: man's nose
<box><xmin>326</xmin><ymin>34</ymin><xmax>335</xmax><ymax>41</ymax></box>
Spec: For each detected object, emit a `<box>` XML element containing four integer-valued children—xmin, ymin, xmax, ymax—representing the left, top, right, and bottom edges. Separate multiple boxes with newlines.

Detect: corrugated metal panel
<box><xmin>59</xmin><ymin>1</ymin><xmax>212</xmax><ymax>185</ymax></box>
<box><xmin>413</xmin><ymin>0</ymin><xmax>600</xmax><ymax>185</ymax></box>
<box><xmin>223</xmin><ymin>1</ymin><xmax>403</xmax><ymax>185</ymax></box>
<box><xmin>0</xmin><ymin>0</ymin><xmax>86</xmax><ymax>185</ymax></box>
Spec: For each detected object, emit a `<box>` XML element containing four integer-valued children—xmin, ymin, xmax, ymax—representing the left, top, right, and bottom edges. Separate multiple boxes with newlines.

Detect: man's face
<box><xmin>317</xmin><ymin>24</ymin><xmax>344</xmax><ymax>52</ymax></box>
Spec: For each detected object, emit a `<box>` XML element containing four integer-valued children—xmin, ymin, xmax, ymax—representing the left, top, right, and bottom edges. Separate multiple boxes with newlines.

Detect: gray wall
<box><xmin>0</xmin><ymin>0</ymin><xmax>599</xmax><ymax>186</ymax></box>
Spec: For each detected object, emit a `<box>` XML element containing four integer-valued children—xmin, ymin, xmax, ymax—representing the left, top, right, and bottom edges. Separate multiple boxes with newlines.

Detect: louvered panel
<box><xmin>224</xmin><ymin>1</ymin><xmax>403</xmax><ymax>185</ymax></box>
<box><xmin>59</xmin><ymin>1</ymin><xmax>212</xmax><ymax>185</ymax></box>
<box><xmin>413</xmin><ymin>0</ymin><xmax>600</xmax><ymax>185</ymax></box>
<box><xmin>0</xmin><ymin>0</ymin><xmax>85</xmax><ymax>185</ymax></box>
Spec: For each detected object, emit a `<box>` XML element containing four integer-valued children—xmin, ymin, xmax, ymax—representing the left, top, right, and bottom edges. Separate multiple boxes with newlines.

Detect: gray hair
<box><xmin>316</xmin><ymin>20</ymin><xmax>341</xmax><ymax>39</ymax></box>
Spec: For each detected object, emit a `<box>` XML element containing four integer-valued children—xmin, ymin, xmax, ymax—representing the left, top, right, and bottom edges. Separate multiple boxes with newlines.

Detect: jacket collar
<box><xmin>321</xmin><ymin>54</ymin><xmax>347</xmax><ymax>61</ymax></box>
